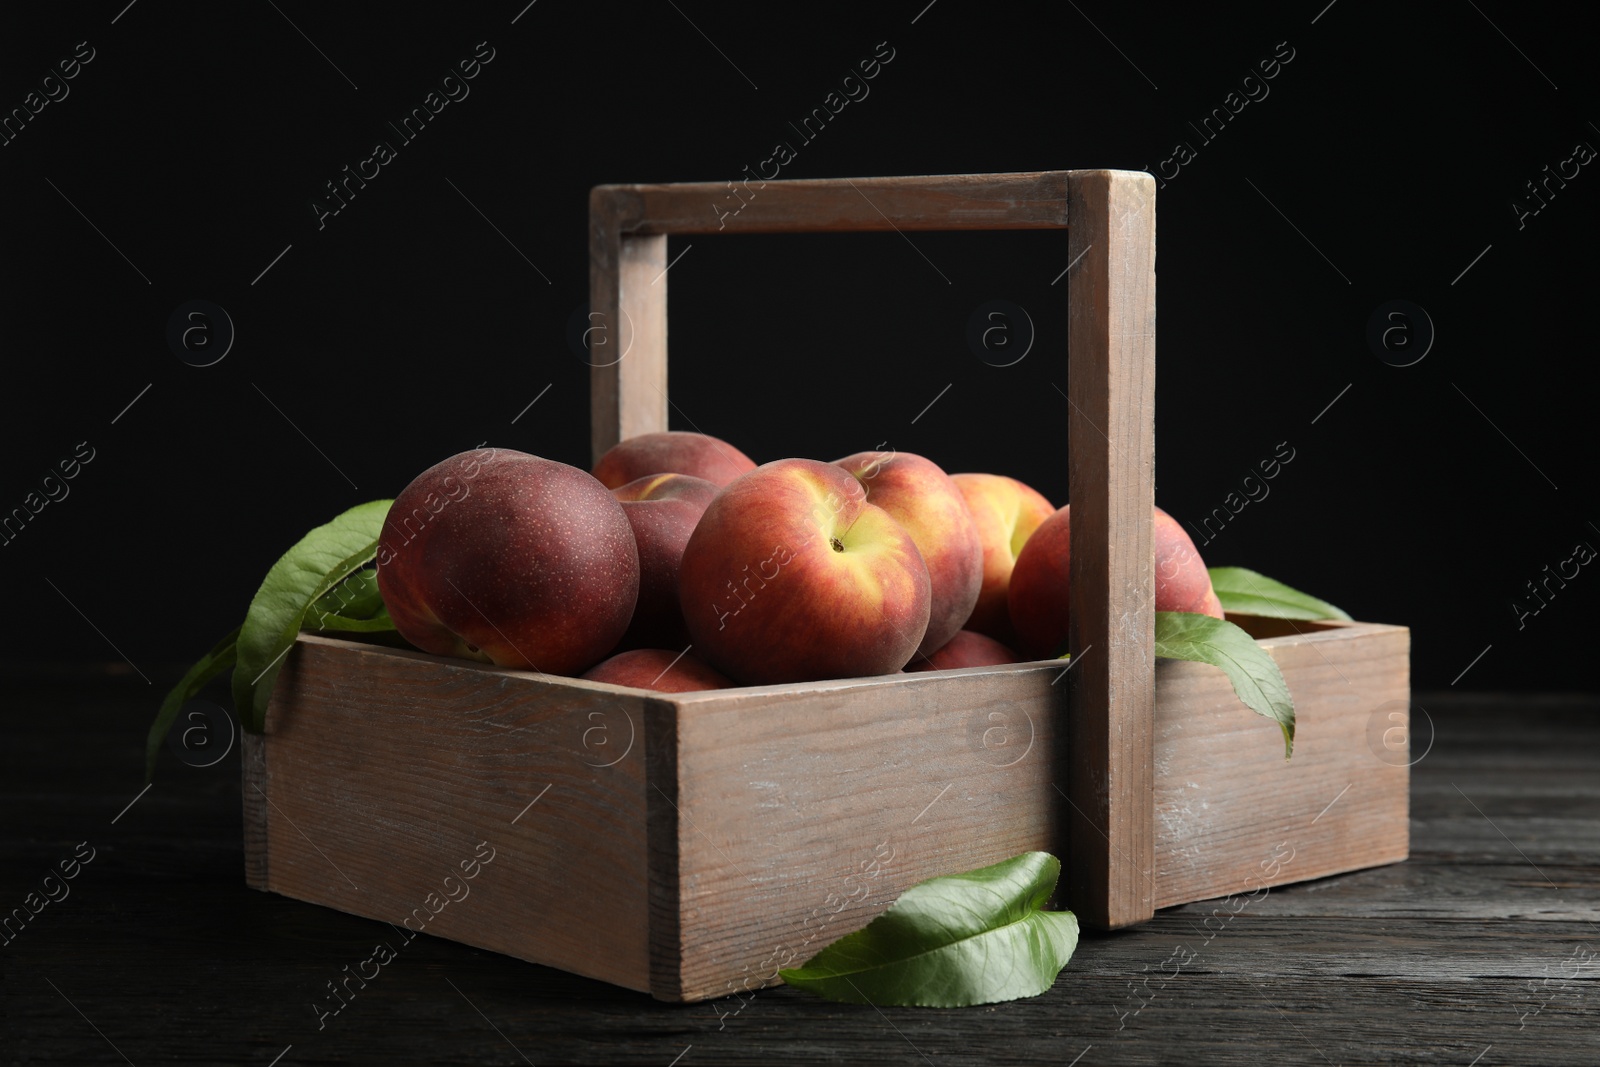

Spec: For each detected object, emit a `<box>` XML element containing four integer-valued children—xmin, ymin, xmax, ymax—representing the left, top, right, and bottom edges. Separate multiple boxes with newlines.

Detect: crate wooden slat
<box><xmin>641</xmin><ymin>659</ymin><xmax>1071</xmax><ymax>1001</ymax></box>
<box><xmin>244</xmin><ymin>636</ymin><xmax>654</xmax><ymax>990</ymax></box>
<box><xmin>1062</xmin><ymin>171</ymin><xmax>1156</xmax><ymax>929</ymax></box>
<box><xmin>598</xmin><ymin>171</ymin><xmax>1071</xmax><ymax>236</ymax></box>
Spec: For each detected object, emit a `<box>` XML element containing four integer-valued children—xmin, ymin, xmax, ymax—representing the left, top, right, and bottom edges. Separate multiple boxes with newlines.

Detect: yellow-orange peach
<box><xmin>950</xmin><ymin>472</ymin><xmax>1055</xmax><ymax>645</ymax></box>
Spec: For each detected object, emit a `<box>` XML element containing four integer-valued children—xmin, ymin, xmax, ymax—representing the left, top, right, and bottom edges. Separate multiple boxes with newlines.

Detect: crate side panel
<box><xmin>665</xmin><ymin>666</ymin><xmax>1068</xmax><ymax>1003</ymax></box>
<box><xmin>255</xmin><ymin>637</ymin><xmax>651</xmax><ymax>991</ymax></box>
<box><xmin>1152</xmin><ymin>625</ymin><xmax>1410</xmax><ymax>908</ymax></box>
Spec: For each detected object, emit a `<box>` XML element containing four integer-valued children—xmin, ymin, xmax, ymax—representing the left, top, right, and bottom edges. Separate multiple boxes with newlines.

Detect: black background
<box><xmin>2</xmin><ymin>1</ymin><xmax>1593</xmax><ymax>692</ymax></box>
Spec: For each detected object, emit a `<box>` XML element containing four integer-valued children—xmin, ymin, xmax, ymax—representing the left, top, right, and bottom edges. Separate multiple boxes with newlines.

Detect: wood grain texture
<box><xmin>245</xmin><ymin>634</ymin><xmax>655</xmax><ymax>992</ymax></box>
<box><xmin>1064</xmin><ymin>170</ymin><xmax>1158</xmax><ymax>930</ymax></box>
<box><xmin>1152</xmin><ymin>622</ymin><xmax>1411</xmax><ymax>908</ymax></box>
<box><xmin>643</xmin><ymin>691</ymin><xmax>684</xmax><ymax>1001</ymax></box>
<box><xmin>1225</xmin><ymin>613</ymin><xmax>1352</xmax><ymax>640</ymax></box>
<box><xmin>1204</xmin><ymin>855</ymin><xmax>1600</xmax><ymax>922</ymax></box>
<box><xmin>644</xmin><ymin>664</ymin><xmax>1070</xmax><ymax>1002</ymax></box>
<box><xmin>589</xmin><ymin>186</ymin><xmax>668</xmax><ymax>461</ymax></box>
<box><xmin>594</xmin><ymin>171</ymin><xmax>1069</xmax><ymax>236</ymax></box>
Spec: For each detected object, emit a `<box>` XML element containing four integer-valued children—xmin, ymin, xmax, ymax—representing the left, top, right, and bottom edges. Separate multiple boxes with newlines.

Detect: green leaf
<box><xmin>1207</xmin><ymin>566</ymin><xmax>1352</xmax><ymax>621</ymax></box>
<box><xmin>232</xmin><ymin>500</ymin><xmax>392</xmax><ymax>733</ymax></box>
<box><xmin>307</xmin><ymin>569</ymin><xmax>396</xmax><ymax>633</ymax></box>
<box><xmin>310</xmin><ymin>569</ymin><xmax>387</xmax><ymax>622</ymax></box>
<box><xmin>1154</xmin><ymin>611</ymin><xmax>1295</xmax><ymax>758</ymax></box>
<box><xmin>144</xmin><ymin>626</ymin><xmax>240</xmax><ymax>783</ymax></box>
<box><xmin>778</xmin><ymin>851</ymin><xmax>1078</xmax><ymax>1007</ymax></box>
<box><xmin>307</xmin><ymin>610</ymin><xmax>396</xmax><ymax>633</ymax></box>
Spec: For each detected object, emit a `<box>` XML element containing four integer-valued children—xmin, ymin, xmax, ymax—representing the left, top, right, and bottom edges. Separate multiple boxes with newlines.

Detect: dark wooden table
<box><xmin>4</xmin><ymin>676</ymin><xmax>1595</xmax><ymax>1065</ymax></box>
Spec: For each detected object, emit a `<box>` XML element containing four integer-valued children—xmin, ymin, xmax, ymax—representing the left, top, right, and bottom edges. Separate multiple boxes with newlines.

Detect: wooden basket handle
<box><xmin>588</xmin><ymin>171</ymin><xmax>1156</xmax><ymax>929</ymax></box>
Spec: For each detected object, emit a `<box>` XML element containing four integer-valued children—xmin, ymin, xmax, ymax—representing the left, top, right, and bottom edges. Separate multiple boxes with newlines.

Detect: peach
<box><xmin>1153</xmin><ymin>507</ymin><xmax>1222</xmax><ymax>616</ymax></box>
<box><xmin>904</xmin><ymin>630</ymin><xmax>1023</xmax><ymax>672</ymax></box>
<box><xmin>581</xmin><ymin>648</ymin><xmax>734</xmax><ymax>693</ymax></box>
<box><xmin>678</xmin><ymin>459</ymin><xmax>931</xmax><ymax>684</ymax></box>
<box><xmin>593</xmin><ymin>431</ymin><xmax>756</xmax><ymax>489</ymax></box>
<box><xmin>375</xmin><ymin>448</ymin><xmax>638</xmax><ymax>676</ymax></box>
<box><xmin>610</xmin><ymin>473</ymin><xmax>719</xmax><ymax>650</ymax></box>
<box><xmin>833</xmin><ymin>451</ymin><xmax>983</xmax><ymax>655</ymax></box>
<box><xmin>949</xmin><ymin>473</ymin><xmax>1055</xmax><ymax>644</ymax></box>
<box><xmin>1007</xmin><ymin>504</ymin><xmax>1225</xmax><ymax>659</ymax></box>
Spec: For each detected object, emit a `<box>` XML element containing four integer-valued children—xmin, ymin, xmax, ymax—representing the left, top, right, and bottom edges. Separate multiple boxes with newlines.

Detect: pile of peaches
<box><xmin>375</xmin><ymin>432</ymin><xmax>1224</xmax><ymax>692</ymax></box>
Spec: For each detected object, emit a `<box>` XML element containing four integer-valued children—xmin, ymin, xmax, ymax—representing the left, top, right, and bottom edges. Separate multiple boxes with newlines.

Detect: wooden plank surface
<box><xmin>589</xmin><ymin>188</ymin><xmax>668</xmax><ymax>461</ymax></box>
<box><xmin>246</xmin><ymin>635</ymin><xmax>655</xmax><ymax>992</ymax></box>
<box><xmin>1153</xmin><ymin>622</ymin><xmax>1411</xmax><ymax>907</ymax></box>
<box><xmin>595</xmin><ymin>171</ymin><xmax>1069</xmax><ymax>236</ymax></box>
<box><xmin>1064</xmin><ymin>170</ymin><xmax>1158</xmax><ymax>930</ymax></box>
<box><xmin>646</xmin><ymin>664</ymin><xmax>1070</xmax><ymax>1002</ymax></box>
<box><xmin>5</xmin><ymin>678</ymin><xmax>1595</xmax><ymax>1064</ymax></box>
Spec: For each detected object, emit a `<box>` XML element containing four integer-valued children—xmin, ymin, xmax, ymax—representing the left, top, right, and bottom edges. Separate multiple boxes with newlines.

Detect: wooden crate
<box><xmin>242</xmin><ymin>171</ymin><xmax>1409</xmax><ymax>1003</ymax></box>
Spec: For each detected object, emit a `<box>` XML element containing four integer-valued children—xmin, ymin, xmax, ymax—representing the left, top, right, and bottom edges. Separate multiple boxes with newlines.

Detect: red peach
<box><xmin>678</xmin><ymin>459</ymin><xmax>931</xmax><ymax>684</ymax></box>
<box><xmin>581</xmin><ymin>648</ymin><xmax>735</xmax><ymax>693</ymax></box>
<box><xmin>1154</xmin><ymin>507</ymin><xmax>1222</xmax><ymax>617</ymax></box>
<box><xmin>593</xmin><ymin>431</ymin><xmax>756</xmax><ymax>489</ymax></box>
<box><xmin>610</xmin><ymin>473</ymin><xmax>719</xmax><ymax>650</ymax></box>
<box><xmin>1007</xmin><ymin>504</ymin><xmax>1225</xmax><ymax>659</ymax></box>
<box><xmin>375</xmin><ymin>448</ymin><xmax>638</xmax><ymax>676</ymax></box>
<box><xmin>904</xmin><ymin>630</ymin><xmax>1023</xmax><ymax>672</ymax></box>
<box><xmin>833</xmin><ymin>451</ymin><xmax>983</xmax><ymax>656</ymax></box>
